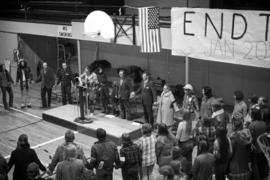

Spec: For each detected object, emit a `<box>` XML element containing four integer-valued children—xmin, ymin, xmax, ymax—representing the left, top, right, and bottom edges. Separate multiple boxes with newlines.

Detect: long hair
<box><xmin>234</xmin><ymin>90</ymin><xmax>244</xmax><ymax>101</ymax></box>
<box><xmin>202</xmin><ymin>86</ymin><xmax>213</xmax><ymax>99</ymax></box>
<box><xmin>216</xmin><ymin>127</ymin><xmax>230</xmax><ymax>162</ymax></box>
<box><xmin>183</xmin><ymin>111</ymin><xmax>192</xmax><ymax>136</ymax></box>
<box><xmin>157</xmin><ymin>123</ymin><xmax>175</xmax><ymax>141</ymax></box>
<box><xmin>17</xmin><ymin>134</ymin><xmax>30</xmax><ymax>149</ymax></box>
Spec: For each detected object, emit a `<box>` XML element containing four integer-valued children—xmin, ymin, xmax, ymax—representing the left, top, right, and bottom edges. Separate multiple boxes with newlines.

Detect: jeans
<box><xmin>141</xmin><ymin>164</ymin><xmax>154</xmax><ymax>180</ymax></box>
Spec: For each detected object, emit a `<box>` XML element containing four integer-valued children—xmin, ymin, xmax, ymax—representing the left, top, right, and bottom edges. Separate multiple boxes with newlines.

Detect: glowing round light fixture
<box><xmin>84</xmin><ymin>10</ymin><xmax>114</xmax><ymax>39</ymax></box>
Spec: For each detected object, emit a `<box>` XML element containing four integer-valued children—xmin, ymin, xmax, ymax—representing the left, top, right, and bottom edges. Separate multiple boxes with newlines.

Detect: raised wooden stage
<box><xmin>42</xmin><ymin>104</ymin><xmax>143</xmax><ymax>144</ymax></box>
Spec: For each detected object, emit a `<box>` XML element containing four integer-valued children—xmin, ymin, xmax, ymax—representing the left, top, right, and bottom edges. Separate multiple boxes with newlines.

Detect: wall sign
<box><xmin>171</xmin><ymin>8</ymin><xmax>270</xmax><ymax>68</ymax></box>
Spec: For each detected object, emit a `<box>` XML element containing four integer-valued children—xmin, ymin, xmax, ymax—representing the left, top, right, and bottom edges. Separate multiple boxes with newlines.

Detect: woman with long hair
<box><xmin>229</xmin><ymin>117</ymin><xmax>252</xmax><ymax>180</ymax></box>
<box><xmin>8</xmin><ymin>134</ymin><xmax>46</xmax><ymax>180</ymax></box>
<box><xmin>176</xmin><ymin>111</ymin><xmax>197</xmax><ymax>161</ymax></box>
<box><xmin>213</xmin><ymin>127</ymin><xmax>232</xmax><ymax>180</ymax></box>
<box><xmin>156</xmin><ymin>123</ymin><xmax>177</xmax><ymax>167</ymax></box>
<box><xmin>200</xmin><ymin>86</ymin><xmax>215</xmax><ymax>120</ymax></box>
<box><xmin>232</xmin><ymin>90</ymin><xmax>248</xmax><ymax>120</ymax></box>
<box><xmin>16</xmin><ymin>59</ymin><xmax>33</xmax><ymax>108</ymax></box>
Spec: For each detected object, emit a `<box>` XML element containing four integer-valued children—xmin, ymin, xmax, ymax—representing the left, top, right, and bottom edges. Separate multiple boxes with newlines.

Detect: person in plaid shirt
<box><xmin>195</xmin><ymin>119</ymin><xmax>216</xmax><ymax>152</ymax></box>
<box><xmin>137</xmin><ymin>123</ymin><xmax>156</xmax><ymax>180</ymax></box>
<box><xmin>120</xmin><ymin>133</ymin><xmax>142</xmax><ymax>180</ymax></box>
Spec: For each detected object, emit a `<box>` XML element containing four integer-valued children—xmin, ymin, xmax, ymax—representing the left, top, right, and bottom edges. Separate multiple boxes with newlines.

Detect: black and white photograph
<box><xmin>0</xmin><ymin>0</ymin><xmax>270</xmax><ymax>179</ymax></box>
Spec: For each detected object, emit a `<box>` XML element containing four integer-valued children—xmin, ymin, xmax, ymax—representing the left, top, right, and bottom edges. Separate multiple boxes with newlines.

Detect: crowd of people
<box><xmin>0</xmin><ymin>83</ymin><xmax>269</xmax><ymax>180</ymax></box>
<box><xmin>1</xmin><ymin>59</ymin><xmax>270</xmax><ymax>180</ymax></box>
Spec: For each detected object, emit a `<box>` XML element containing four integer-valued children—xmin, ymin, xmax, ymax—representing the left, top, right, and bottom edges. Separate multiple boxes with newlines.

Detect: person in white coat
<box><xmin>157</xmin><ymin>84</ymin><xmax>179</xmax><ymax>127</ymax></box>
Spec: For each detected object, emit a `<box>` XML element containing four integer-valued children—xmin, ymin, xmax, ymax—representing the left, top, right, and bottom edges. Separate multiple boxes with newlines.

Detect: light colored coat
<box><xmin>157</xmin><ymin>90</ymin><xmax>177</xmax><ymax>126</ymax></box>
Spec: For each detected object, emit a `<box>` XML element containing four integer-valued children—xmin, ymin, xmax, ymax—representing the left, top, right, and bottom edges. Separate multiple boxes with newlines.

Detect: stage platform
<box><xmin>42</xmin><ymin>104</ymin><xmax>143</xmax><ymax>144</ymax></box>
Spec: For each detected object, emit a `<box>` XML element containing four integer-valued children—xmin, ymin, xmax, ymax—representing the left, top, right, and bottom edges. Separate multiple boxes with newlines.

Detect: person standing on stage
<box><xmin>96</xmin><ymin>67</ymin><xmax>110</xmax><ymax>114</ymax></box>
<box><xmin>56</xmin><ymin>62</ymin><xmax>74</xmax><ymax>105</ymax></box>
<box><xmin>36</xmin><ymin>62</ymin><xmax>55</xmax><ymax>108</ymax></box>
<box><xmin>116</xmin><ymin>69</ymin><xmax>132</xmax><ymax>120</ymax></box>
<box><xmin>131</xmin><ymin>72</ymin><xmax>157</xmax><ymax>125</ymax></box>
<box><xmin>79</xmin><ymin>66</ymin><xmax>98</xmax><ymax>116</ymax></box>
<box><xmin>0</xmin><ymin>63</ymin><xmax>14</xmax><ymax>110</ymax></box>
<box><xmin>16</xmin><ymin>58</ymin><xmax>33</xmax><ymax>109</ymax></box>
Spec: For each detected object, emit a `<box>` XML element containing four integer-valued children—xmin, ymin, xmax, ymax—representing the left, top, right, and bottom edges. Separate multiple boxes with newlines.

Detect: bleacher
<box><xmin>0</xmin><ymin>0</ymin><xmax>124</xmax><ymax>23</ymax></box>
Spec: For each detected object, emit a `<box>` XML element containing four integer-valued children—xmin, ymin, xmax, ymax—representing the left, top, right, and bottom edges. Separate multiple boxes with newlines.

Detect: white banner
<box><xmin>171</xmin><ymin>8</ymin><xmax>270</xmax><ymax>68</ymax></box>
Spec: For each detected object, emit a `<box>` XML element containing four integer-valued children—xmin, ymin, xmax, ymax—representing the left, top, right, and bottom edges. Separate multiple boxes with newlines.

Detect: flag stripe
<box><xmin>138</xmin><ymin>7</ymin><xmax>161</xmax><ymax>53</ymax></box>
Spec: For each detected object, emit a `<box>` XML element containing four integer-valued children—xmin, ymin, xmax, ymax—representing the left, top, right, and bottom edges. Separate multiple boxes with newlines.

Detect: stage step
<box><xmin>42</xmin><ymin>104</ymin><xmax>143</xmax><ymax>145</ymax></box>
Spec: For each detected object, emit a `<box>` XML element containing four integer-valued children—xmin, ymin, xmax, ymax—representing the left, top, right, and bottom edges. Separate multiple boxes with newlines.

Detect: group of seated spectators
<box><xmin>0</xmin><ymin>84</ymin><xmax>270</xmax><ymax>180</ymax></box>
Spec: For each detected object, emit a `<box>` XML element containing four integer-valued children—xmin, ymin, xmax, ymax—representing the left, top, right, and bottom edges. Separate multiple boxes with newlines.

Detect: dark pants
<box><xmin>178</xmin><ymin>140</ymin><xmax>193</xmax><ymax>161</ymax></box>
<box><xmin>61</xmin><ymin>85</ymin><xmax>72</xmax><ymax>105</ymax></box>
<box><xmin>1</xmin><ymin>86</ymin><xmax>13</xmax><ymax>109</ymax></box>
<box><xmin>215</xmin><ymin>161</ymin><xmax>229</xmax><ymax>180</ymax></box>
<box><xmin>119</xmin><ymin>99</ymin><xmax>131</xmax><ymax>120</ymax></box>
<box><xmin>143</xmin><ymin>103</ymin><xmax>154</xmax><ymax>125</ymax></box>
<box><xmin>122</xmin><ymin>168</ymin><xmax>139</xmax><ymax>180</ymax></box>
<box><xmin>99</xmin><ymin>86</ymin><xmax>110</xmax><ymax>113</ymax></box>
<box><xmin>96</xmin><ymin>170</ymin><xmax>113</xmax><ymax>180</ymax></box>
<box><xmin>251</xmin><ymin>152</ymin><xmax>269</xmax><ymax>180</ymax></box>
<box><xmin>41</xmin><ymin>86</ymin><xmax>52</xmax><ymax>108</ymax></box>
<box><xmin>19</xmin><ymin>80</ymin><xmax>29</xmax><ymax>91</ymax></box>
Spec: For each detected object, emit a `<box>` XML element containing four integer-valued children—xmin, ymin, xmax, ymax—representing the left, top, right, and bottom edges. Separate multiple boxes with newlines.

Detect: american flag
<box><xmin>138</xmin><ymin>7</ymin><xmax>161</xmax><ymax>53</ymax></box>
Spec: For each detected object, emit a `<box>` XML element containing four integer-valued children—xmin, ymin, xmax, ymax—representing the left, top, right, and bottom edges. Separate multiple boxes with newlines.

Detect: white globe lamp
<box><xmin>84</xmin><ymin>10</ymin><xmax>114</xmax><ymax>39</ymax></box>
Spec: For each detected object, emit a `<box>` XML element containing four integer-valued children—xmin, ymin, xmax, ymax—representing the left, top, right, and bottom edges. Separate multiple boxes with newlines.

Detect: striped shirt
<box><xmin>137</xmin><ymin>134</ymin><xmax>156</xmax><ymax>167</ymax></box>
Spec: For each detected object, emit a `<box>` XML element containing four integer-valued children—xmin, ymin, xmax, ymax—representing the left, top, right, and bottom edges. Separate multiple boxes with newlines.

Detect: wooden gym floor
<box><xmin>0</xmin><ymin>83</ymin><xmax>159</xmax><ymax>179</ymax></box>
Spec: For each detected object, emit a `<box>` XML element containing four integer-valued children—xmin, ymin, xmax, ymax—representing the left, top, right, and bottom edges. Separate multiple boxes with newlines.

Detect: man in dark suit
<box><xmin>36</xmin><ymin>62</ymin><xmax>55</xmax><ymax>108</ymax></box>
<box><xmin>116</xmin><ymin>69</ymin><xmax>132</xmax><ymax>120</ymax></box>
<box><xmin>56</xmin><ymin>62</ymin><xmax>74</xmax><ymax>105</ymax></box>
<box><xmin>132</xmin><ymin>72</ymin><xmax>156</xmax><ymax>125</ymax></box>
